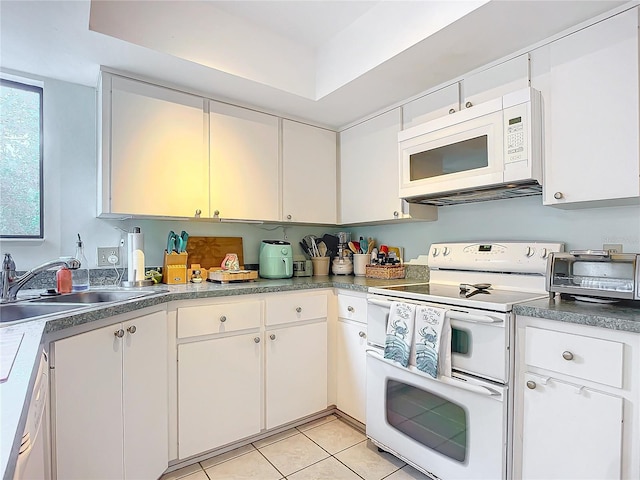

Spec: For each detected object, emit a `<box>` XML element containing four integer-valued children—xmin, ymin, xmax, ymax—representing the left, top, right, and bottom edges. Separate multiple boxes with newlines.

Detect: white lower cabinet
<box><xmin>336</xmin><ymin>320</ymin><xmax>367</xmax><ymax>423</ymax></box>
<box><xmin>335</xmin><ymin>292</ymin><xmax>368</xmax><ymax>423</ymax></box>
<box><xmin>521</xmin><ymin>372</ymin><xmax>622</xmax><ymax>479</ymax></box>
<box><xmin>178</xmin><ymin>333</ymin><xmax>261</xmax><ymax>459</ymax></box>
<box><xmin>52</xmin><ymin>310</ymin><xmax>168</xmax><ymax>480</ymax></box>
<box><xmin>265</xmin><ymin>321</ymin><xmax>328</xmax><ymax>429</ymax></box>
<box><xmin>515</xmin><ymin>315</ymin><xmax>640</xmax><ymax>480</ymax></box>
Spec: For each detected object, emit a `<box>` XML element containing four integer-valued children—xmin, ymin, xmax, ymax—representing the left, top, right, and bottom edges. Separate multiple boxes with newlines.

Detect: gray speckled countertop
<box><xmin>514</xmin><ymin>296</ymin><xmax>640</xmax><ymax>333</ymax></box>
<box><xmin>2</xmin><ymin>275</ymin><xmax>639</xmax><ymax>479</ymax></box>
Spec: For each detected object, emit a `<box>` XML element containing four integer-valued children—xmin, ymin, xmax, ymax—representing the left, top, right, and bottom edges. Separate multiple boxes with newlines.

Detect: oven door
<box><xmin>367</xmin><ymin>295</ymin><xmax>510</xmax><ymax>383</ymax></box>
<box><xmin>366</xmin><ymin>349</ymin><xmax>507</xmax><ymax>480</ymax></box>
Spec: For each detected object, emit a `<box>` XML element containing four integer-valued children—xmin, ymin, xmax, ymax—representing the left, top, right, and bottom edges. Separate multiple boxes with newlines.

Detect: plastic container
<box><xmin>56</xmin><ymin>267</ymin><xmax>72</xmax><ymax>293</ymax></box>
<box><xmin>72</xmin><ymin>234</ymin><xmax>90</xmax><ymax>291</ymax></box>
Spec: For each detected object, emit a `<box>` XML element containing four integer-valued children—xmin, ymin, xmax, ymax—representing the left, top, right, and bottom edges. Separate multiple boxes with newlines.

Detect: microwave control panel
<box><xmin>504</xmin><ymin>101</ymin><xmax>529</xmax><ymax>165</ymax></box>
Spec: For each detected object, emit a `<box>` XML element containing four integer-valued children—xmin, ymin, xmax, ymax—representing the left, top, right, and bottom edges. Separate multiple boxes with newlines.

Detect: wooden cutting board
<box><xmin>185</xmin><ymin>236</ymin><xmax>244</xmax><ymax>269</ymax></box>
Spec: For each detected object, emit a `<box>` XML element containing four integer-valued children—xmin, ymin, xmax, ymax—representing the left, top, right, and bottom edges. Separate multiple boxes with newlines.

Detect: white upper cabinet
<box><xmin>209</xmin><ymin>101</ymin><xmax>280</xmax><ymax>221</ymax></box>
<box><xmin>340</xmin><ymin>108</ymin><xmax>437</xmax><ymax>224</ymax></box>
<box><xmin>402</xmin><ymin>54</ymin><xmax>530</xmax><ymax>130</ymax></box>
<box><xmin>99</xmin><ymin>74</ymin><xmax>209</xmax><ymax>218</ymax></box>
<box><xmin>532</xmin><ymin>8</ymin><xmax>640</xmax><ymax>207</ymax></box>
<box><xmin>282</xmin><ymin>120</ymin><xmax>337</xmax><ymax>224</ymax></box>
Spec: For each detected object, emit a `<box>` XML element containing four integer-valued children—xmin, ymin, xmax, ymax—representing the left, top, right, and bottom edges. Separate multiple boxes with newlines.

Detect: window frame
<box><xmin>0</xmin><ymin>78</ymin><xmax>44</xmax><ymax>239</ymax></box>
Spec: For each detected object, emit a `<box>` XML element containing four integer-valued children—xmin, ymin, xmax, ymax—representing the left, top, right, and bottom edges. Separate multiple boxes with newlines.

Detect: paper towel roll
<box><xmin>127</xmin><ymin>229</ymin><xmax>144</xmax><ymax>282</ymax></box>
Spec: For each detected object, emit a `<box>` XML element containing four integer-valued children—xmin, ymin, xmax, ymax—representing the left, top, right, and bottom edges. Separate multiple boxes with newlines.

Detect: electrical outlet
<box><xmin>97</xmin><ymin>247</ymin><xmax>120</xmax><ymax>266</ymax></box>
<box><xmin>603</xmin><ymin>243</ymin><xmax>623</xmax><ymax>254</ymax></box>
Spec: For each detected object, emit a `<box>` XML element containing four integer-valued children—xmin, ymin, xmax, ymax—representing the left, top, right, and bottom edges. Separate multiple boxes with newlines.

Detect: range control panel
<box><xmin>428</xmin><ymin>242</ymin><xmax>565</xmax><ymax>274</ymax></box>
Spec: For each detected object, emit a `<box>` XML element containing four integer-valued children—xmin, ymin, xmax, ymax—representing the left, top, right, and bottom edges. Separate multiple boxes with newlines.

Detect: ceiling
<box><xmin>0</xmin><ymin>0</ymin><xmax>631</xmax><ymax>129</ymax></box>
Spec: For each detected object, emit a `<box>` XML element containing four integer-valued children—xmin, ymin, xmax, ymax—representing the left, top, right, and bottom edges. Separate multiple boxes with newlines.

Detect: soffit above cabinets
<box><xmin>0</xmin><ymin>0</ymin><xmax>629</xmax><ymax>129</ymax></box>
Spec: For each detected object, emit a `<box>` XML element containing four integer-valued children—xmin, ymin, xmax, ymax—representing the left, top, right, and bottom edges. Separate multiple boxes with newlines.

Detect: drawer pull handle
<box><xmin>296</xmin><ymin>307</ymin><xmax>302</xmax><ymax>313</ymax></box>
<box><xmin>254</xmin><ymin>337</ymin><xmax>260</xmax><ymax>343</ymax></box>
<box><xmin>358</xmin><ymin>331</ymin><xmax>366</xmax><ymax>338</ymax></box>
<box><xmin>114</xmin><ymin>329</ymin><xmax>125</xmax><ymax>338</ymax></box>
<box><xmin>127</xmin><ymin>325</ymin><xmax>136</xmax><ymax>334</ymax></box>
<box><xmin>270</xmin><ymin>334</ymin><xmax>276</xmax><ymax>340</ymax></box>
<box><xmin>526</xmin><ymin>380</ymin><xmax>536</xmax><ymax>390</ymax></box>
<box><xmin>562</xmin><ymin>351</ymin><xmax>574</xmax><ymax>361</ymax></box>
<box><xmin>347</xmin><ymin>306</ymin><xmax>355</xmax><ymax>312</ymax></box>
<box><xmin>220</xmin><ymin>315</ymin><xmax>227</xmax><ymax>323</ymax></box>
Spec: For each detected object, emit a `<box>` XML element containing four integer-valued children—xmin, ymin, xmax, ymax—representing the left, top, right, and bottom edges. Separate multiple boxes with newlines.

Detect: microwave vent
<box><xmin>404</xmin><ymin>181</ymin><xmax>542</xmax><ymax>207</ymax></box>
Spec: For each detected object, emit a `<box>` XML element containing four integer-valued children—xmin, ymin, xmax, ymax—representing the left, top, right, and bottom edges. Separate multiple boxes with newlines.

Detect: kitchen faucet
<box><xmin>1</xmin><ymin>253</ymin><xmax>81</xmax><ymax>302</ymax></box>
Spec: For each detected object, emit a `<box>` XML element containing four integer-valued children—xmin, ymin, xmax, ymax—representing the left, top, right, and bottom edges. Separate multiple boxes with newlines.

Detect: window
<box><xmin>0</xmin><ymin>78</ymin><xmax>44</xmax><ymax>238</ymax></box>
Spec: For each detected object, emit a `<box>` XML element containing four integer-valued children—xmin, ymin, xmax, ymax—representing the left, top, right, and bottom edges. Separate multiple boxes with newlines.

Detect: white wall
<box><xmin>2</xmin><ymin>74</ymin><xmax>638</xmax><ymax>271</ymax></box>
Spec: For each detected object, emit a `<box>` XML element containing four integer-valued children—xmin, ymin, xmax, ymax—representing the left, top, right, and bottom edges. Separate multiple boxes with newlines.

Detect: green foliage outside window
<box><xmin>0</xmin><ymin>79</ymin><xmax>43</xmax><ymax>238</ymax></box>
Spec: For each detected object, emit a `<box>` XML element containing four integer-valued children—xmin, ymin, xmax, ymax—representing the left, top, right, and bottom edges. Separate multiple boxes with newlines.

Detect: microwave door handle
<box><xmin>446</xmin><ymin>311</ymin><xmax>503</xmax><ymax>324</ymax></box>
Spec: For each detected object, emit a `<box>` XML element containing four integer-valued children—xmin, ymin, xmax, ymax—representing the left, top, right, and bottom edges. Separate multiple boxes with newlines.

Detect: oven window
<box><xmin>452</xmin><ymin>328</ymin><xmax>469</xmax><ymax>355</ymax></box>
<box><xmin>409</xmin><ymin>135</ymin><xmax>488</xmax><ymax>181</ymax></box>
<box><xmin>386</xmin><ymin>380</ymin><xmax>467</xmax><ymax>463</ymax></box>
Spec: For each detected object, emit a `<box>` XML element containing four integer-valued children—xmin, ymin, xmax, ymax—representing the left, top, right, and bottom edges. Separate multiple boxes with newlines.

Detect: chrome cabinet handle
<box><xmin>195</xmin><ymin>209</ymin><xmax>202</xmax><ymax>217</ymax></box>
<box><xmin>220</xmin><ymin>315</ymin><xmax>227</xmax><ymax>322</ymax></box>
<box><xmin>358</xmin><ymin>331</ymin><xmax>366</xmax><ymax>338</ymax></box>
<box><xmin>554</xmin><ymin>192</ymin><xmax>564</xmax><ymax>200</ymax></box>
<box><xmin>393</xmin><ymin>211</ymin><xmax>399</xmax><ymax>217</ymax></box>
<box><xmin>526</xmin><ymin>380</ymin><xmax>536</xmax><ymax>389</ymax></box>
<box><xmin>287</xmin><ymin>214</ymin><xmax>292</xmax><ymax>220</ymax></box>
<box><xmin>465</xmin><ymin>101</ymin><xmax>473</xmax><ymax>108</ymax></box>
<box><xmin>562</xmin><ymin>351</ymin><xmax>574</xmax><ymax>361</ymax></box>
<box><xmin>270</xmin><ymin>334</ymin><xmax>276</xmax><ymax>340</ymax></box>
<box><xmin>254</xmin><ymin>337</ymin><xmax>260</xmax><ymax>343</ymax></box>
<box><xmin>449</xmin><ymin>108</ymin><xmax>456</xmax><ymax>114</ymax></box>
<box><xmin>214</xmin><ymin>210</ymin><xmax>220</xmax><ymax>217</ymax></box>
<box><xmin>347</xmin><ymin>306</ymin><xmax>354</xmax><ymax>312</ymax></box>
<box><xmin>296</xmin><ymin>307</ymin><xmax>302</xmax><ymax>313</ymax></box>
<box><xmin>114</xmin><ymin>329</ymin><xmax>124</xmax><ymax>338</ymax></box>
<box><xmin>127</xmin><ymin>325</ymin><xmax>136</xmax><ymax>334</ymax></box>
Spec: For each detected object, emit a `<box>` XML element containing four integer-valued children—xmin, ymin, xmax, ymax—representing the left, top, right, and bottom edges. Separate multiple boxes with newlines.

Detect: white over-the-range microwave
<box><xmin>398</xmin><ymin>87</ymin><xmax>543</xmax><ymax>206</ymax></box>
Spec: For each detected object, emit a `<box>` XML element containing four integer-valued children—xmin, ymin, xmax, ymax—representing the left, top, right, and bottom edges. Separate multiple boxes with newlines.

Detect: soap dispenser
<box><xmin>72</xmin><ymin>233</ymin><xmax>90</xmax><ymax>291</ymax></box>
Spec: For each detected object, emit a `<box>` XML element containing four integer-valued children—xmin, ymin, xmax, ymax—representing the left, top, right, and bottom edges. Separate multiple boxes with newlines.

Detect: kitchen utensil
<box><xmin>317</xmin><ymin>241</ymin><xmax>327</xmax><ymax>257</ymax></box>
<box><xmin>166</xmin><ymin>231</ymin><xmax>177</xmax><ymax>253</ymax></box>
<box><xmin>299</xmin><ymin>241</ymin><xmax>312</xmax><ymax>257</ymax></box>
<box><xmin>321</xmin><ymin>234</ymin><xmax>339</xmax><ymax>255</ymax></box>
<box><xmin>178</xmin><ymin>230</ymin><xmax>189</xmax><ymax>252</ymax></box>
<box><xmin>360</xmin><ymin>238</ymin><xmax>369</xmax><ymax>256</ymax></box>
<box><xmin>348</xmin><ymin>241</ymin><xmax>360</xmax><ymax>254</ymax></box>
<box><xmin>459</xmin><ymin>283</ymin><xmax>492</xmax><ymax>292</ymax></box>
<box><xmin>367</xmin><ymin>238</ymin><xmax>375</xmax><ymax>254</ymax></box>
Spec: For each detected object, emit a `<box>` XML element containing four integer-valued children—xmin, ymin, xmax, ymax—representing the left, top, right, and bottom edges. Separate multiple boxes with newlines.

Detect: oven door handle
<box><xmin>446</xmin><ymin>311</ymin><xmax>503</xmax><ymax>324</ymax></box>
<box><xmin>367</xmin><ymin>298</ymin><xmax>397</xmax><ymax>308</ymax></box>
<box><xmin>366</xmin><ymin>349</ymin><xmax>502</xmax><ymax>397</ymax></box>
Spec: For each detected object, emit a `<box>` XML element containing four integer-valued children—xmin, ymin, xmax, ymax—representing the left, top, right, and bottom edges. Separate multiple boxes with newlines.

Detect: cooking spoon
<box><xmin>459</xmin><ymin>283</ymin><xmax>492</xmax><ymax>292</ymax></box>
<box><xmin>317</xmin><ymin>241</ymin><xmax>328</xmax><ymax>257</ymax></box>
<box><xmin>348</xmin><ymin>241</ymin><xmax>360</xmax><ymax>254</ymax></box>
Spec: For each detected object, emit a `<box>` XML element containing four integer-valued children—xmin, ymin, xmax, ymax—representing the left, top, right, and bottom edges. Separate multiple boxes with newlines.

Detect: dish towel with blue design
<box><xmin>383</xmin><ymin>301</ymin><xmax>416</xmax><ymax>367</ymax></box>
<box><xmin>413</xmin><ymin>305</ymin><xmax>451</xmax><ymax>378</ymax></box>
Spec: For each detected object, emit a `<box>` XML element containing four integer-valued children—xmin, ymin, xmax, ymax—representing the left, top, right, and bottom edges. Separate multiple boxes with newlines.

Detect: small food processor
<box><xmin>332</xmin><ymin>231</ymin><xmax>353</xmax><ymax>275</ymax></box>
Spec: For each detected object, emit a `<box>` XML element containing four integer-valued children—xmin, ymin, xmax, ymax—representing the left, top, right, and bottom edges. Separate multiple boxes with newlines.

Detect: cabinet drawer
<box><xmin>177</xmin><ymin>301</ymin><xmax>261</xmax><ymax>338</ymax></box>
<box><xmin>265</xmin><ymin>293</ymin><xmax>327</xmax><ymax>326</ymax></box>
<box><xmin>337</xmin><ymin>294</ymin><xmax>367</xmax><ymax>323</ymax></box>
<box><xmin>525</xmin><ymin>327</ymin><xmax>624</xmax><ymax>388</ymax></box>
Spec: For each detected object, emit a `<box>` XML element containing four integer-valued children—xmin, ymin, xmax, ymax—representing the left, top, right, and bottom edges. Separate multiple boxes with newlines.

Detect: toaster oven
<box><xmin>546</xmin><ymin>250</ymin><xmax>640</xmax><ymax>301</ymax></box>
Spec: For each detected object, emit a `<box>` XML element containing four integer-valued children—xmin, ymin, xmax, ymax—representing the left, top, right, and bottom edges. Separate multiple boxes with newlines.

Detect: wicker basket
<box><xmin>365</xmin><ymin>264</ymin><xmax>405</xmax><ymax>279</ymax></box>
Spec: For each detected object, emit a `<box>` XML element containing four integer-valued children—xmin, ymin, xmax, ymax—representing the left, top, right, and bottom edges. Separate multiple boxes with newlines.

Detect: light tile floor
<box><xmin>161</xmin><ymin>415</ymin><xmax>431</xmax><ymax>480</ymax></box>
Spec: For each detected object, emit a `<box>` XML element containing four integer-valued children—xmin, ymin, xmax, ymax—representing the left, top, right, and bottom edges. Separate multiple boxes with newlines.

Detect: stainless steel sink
<box><xmin>30</xmin><ymin>289</ymin><xmax>165</xmax><ymax>304</ymax></box>
<box><xmin>0</xmin><ymin>303</ymin><xmax>85</xmax><ymax>323</ymax></box>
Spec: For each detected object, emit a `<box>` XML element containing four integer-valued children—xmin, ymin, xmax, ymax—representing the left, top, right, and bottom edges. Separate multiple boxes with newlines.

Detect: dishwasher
<box><xmin>13</xmin><ymin>351</ymin><xmax>51</xmax><ymax>480</ymax></box>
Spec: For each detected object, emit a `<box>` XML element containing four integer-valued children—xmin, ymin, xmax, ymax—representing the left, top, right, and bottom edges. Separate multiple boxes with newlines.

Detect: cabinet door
<box><xmin>340</xmin><ymin>109</ymin><xmax>403</xmax><ymax>224</ymax></box>
<box><xmin>178</xmin><ymin>333</ymin><xmax>262</xmax><ymax>459</ymax></box>
<box><xmin>122</xmin><ymin>311</ymin><xmax>168</xmax><ymax>480</ymax></box>
<box><xmin>463</xmin><ymin>54</ymin><xmax>530</xmax><ymax>108</ymax></box>
<box><xmin>402</xmin><ymin>83</ymin><xmax>460</xmax><ymax>129</ymax></box>
<box><xmin>210</xmin><ymin>101</ymin><xmax>279</xmax><ymax>221</ymax></box>
<box><xmin>336</xmin><ymin>320</ymin><xmax>367</xmax><ymax>423</ymax></box>
<box><xmin>282</xmin><ymin>119</ymin><xmax>336</xmax><ymax>224</ymax></box>
<box><xmin>541</xmin><ymin>9</ymin><xmax>639</xmax><ymax>206</ymax></box>
<box><xmin>521</xmin><ymin>373</ymin><xmax>622</xmax><ymax>479</ymax></box>
<box><xmin>107</xmin><ymin>75</ymin><xmax>209</xmax><ymax>217</ymax></box>
<box><xmin>266</xmin><ymin>321</ymin><xmax>328</xmax><ymax>429</ymax></box>
<box><xmin>53</xmin><ymin>324</ymin><xmax>124</xmax><ymax>479</ymax></box>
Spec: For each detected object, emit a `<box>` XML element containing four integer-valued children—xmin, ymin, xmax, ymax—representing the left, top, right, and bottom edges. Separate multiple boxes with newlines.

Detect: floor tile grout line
<box><xmin>255</xmin><ymin>444</ymin><xmax>290</xmax><ymax>479</ymax></box>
